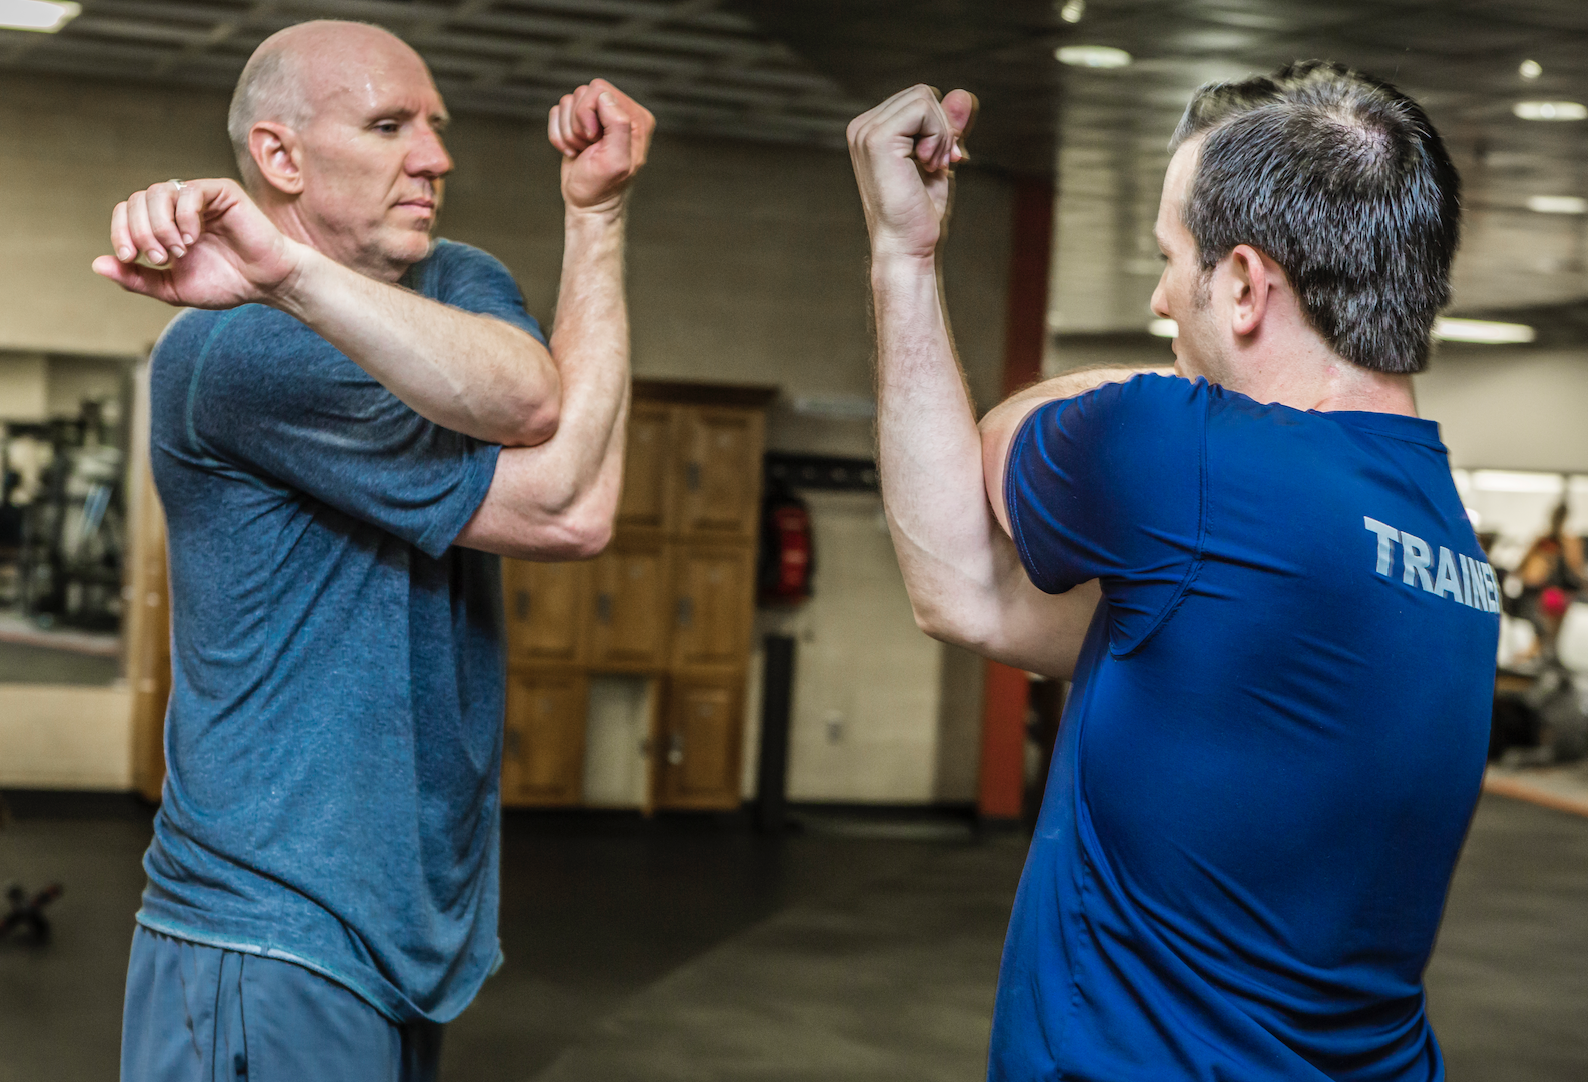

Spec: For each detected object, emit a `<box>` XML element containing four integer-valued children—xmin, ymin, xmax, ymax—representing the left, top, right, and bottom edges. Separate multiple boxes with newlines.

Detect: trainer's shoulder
<box><xmin>1034</xmin><ymin>372</ymin><xmax>1209</xmax><ymax>455</ymax></box>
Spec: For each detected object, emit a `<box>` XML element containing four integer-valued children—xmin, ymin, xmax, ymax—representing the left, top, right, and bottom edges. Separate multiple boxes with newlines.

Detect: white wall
<box><xmin>0</xmin><ymin>70</ymin><xmax>1013</xmax><ymax>802</ymax></box>
<box><xmin>0</xmin><ymin>685</ymin><xmax>133</xmax><ymax>789</ymax></box>
<box><xmin>1416</xmin><ymin>348</ymin><xmax>1588</xmax><ymax>473</ymax></box>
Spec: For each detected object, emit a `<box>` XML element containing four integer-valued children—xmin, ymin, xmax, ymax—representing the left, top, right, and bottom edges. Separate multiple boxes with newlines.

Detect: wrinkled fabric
<box><xmin>138</xmin><ymin>240</ymin><xmax>544</xmax><ymax>1023</ymax></box>
<box><xmin>122</xmin><ymin>926</ymin><xmax>443</xmax><ymax>1082</ymax></box>
<box><xmin>994</xmin><ymin>375</ymin><xmax>1498</xmax><ymax>1081</ymax></box>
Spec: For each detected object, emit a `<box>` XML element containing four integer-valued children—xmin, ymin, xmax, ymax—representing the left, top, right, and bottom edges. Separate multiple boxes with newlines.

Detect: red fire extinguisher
<box><xmin>759</xmin><ymin>489</ymin><xmax>814</xmax><ymax>605</ymax></box>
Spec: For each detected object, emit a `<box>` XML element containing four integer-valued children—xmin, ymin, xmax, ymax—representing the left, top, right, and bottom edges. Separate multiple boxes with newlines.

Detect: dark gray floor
<box><xmin>0</xmin><ymin>641</ymin><xmax>120</xmax><ymax>684</ymax></box>
<box><xmin>0</xmin><ymin>794</ymin><xmax>1583</xmax><ymax>1081</ymax></box>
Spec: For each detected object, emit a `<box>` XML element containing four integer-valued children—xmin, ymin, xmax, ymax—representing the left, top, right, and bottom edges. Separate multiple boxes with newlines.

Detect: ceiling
<box><xmin>2</xmin><ymin>0</ymin><xmax>1586</xmax><ymax>319</ymax></box>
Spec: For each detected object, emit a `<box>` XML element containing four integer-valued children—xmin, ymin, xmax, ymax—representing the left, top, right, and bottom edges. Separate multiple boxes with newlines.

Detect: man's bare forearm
<box><xmin>872</xmin><ymin>253</ymin><xmax>1015</xmax><ymax>648</ymax></box>
<box><xmin>453</xmin><ymin>208</ymin><xmax>631</xmax><ymax>559</ymax></box>
<box><xmin>276</xmin><ymin>245</ymin><xmax>562</xmax><ymax>447</ymax></box>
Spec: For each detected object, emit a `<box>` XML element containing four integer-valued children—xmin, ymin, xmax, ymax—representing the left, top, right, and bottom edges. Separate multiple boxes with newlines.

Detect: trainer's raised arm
<box><xmin>849</xmin><ymin>86</ymin><xmax>1099</xmax><ymax>677</ymax></box>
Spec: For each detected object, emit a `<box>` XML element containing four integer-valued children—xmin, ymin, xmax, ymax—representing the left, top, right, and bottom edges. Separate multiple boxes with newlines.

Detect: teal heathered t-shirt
<box><xmin>136</xmin><ymin>240</ymin><xmax>544</xmax><ymax>1024</ymax></box>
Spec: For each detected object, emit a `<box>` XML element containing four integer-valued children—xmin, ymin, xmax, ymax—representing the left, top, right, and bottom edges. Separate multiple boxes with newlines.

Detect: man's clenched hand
<box><xmin>847</xmin><ymin>85</ymin><xmax>978</xmax><ymax>265</ymax></box>
<box><xmin>91</xmin><ymin>178</ymin><xmax>305</xmax><ymax>309</ymax></box>
<box><xmin>548</xmin><ymin>79</ymin><xmax>656</xmax><ymax>216</ymax></box>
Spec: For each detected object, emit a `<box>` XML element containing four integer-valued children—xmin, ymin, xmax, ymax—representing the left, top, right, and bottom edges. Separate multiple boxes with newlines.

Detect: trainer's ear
<box><xmin>249</xmin><ymin>121</ymin><xmax>305</xmax><ymax>196</ymax></box>
<box><xmin>1228</xmin><ymin>243</ymin><xmax>1269</xmax><ymax>339</ymax></box>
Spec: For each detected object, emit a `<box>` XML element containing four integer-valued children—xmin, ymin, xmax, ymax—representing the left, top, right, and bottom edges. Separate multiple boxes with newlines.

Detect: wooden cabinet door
<box><xmin>503</xmin><ymin>669</ymin><xmax>588</xmax><ymax>807</ymax></box>
<box><xmin>503</xmin><ymin>559</ymin><xmax>588</xmax><ymax>665</ymax></box>
<box><xmin>617</xmin><ymin>402</ymin><xmax>676</xmax><ymax>536</ymax></box>
<box><xmin>676</xmin><ymin>407</ymin><xmax>764</xmax><ymax>541</ymax></box>
<box><xmin>670</xmin><ymin>545</ymin><xmax>755</xmax><ymax>669</ymax></box>
<box><xmin>588</xmin><ymin>539</ymin><xmax>670</xmax><ymax>669</ymax></box>
<box><xmin>655</xmin><ymin>673</ymin><xmax>744</xmax><ymax>809</ymax></box>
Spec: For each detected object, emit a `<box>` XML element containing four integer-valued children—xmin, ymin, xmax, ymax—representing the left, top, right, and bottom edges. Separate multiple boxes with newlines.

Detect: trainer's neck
<box><xmin>1226</xmin><ymin>339</ymin><xmax>1419</xmax><ymax>418</ymax></box>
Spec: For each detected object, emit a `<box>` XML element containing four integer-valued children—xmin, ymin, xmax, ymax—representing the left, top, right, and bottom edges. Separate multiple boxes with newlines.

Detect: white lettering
<box><xmin>1480</xmin><ymin>562</ymin><xmax>1500</xmax><ymax>613</ymax></box>
<box><xmin>1459</xmin><ymin>554</ymin><xmax>1476</xmax><ymax>608</ymax></box>
<box><xmin>1401</xmin><ymin>531</ymin><xmax>1434</xmax><ymax>591</ymax></box>
<box><xmin>1434</xmin><ymin>547</ymin><xmax>1462</xmax><ymax>600</ymax></box>
<box><xmin>1363</xmin><ymin>516</ymin><xmax>1400</xmax><ymax>576</ymax></box>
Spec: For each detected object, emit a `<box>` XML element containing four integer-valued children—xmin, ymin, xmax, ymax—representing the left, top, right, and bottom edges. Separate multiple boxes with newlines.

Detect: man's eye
<box><xmin>375</xmin><ymin>122</ymin><xmax>401</xmax><ymax>134</ymax></box>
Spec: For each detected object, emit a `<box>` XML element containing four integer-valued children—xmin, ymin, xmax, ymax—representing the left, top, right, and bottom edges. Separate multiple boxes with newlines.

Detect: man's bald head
<box><xmin>227</xmin><ymin>21</ymin><xmax>429</xmax><ymax>191</ymax></box>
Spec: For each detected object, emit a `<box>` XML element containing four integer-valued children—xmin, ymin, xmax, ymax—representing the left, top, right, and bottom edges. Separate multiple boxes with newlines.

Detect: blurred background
<box><xmin>1</xmin><ymin>1</ymin><xmax>1585</xmax><ymax>1079</ymax></box>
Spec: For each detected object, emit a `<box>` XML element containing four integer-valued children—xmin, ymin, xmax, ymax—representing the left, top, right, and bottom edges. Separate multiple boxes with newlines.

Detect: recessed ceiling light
<box><xmin>1057</xmin><ymin>45</ymin><xmax>1132</xmax><ymax>69</ymax></box>
<box><xmin>1514</xmin><ymin>101</ymin><xmax>1587</xmax><ymax>121</ymax></box>
<box><xmin>0</xmin><ymin>0</ymin><xmax>79</xmax><ymax>31</ymax></box>
<box><xmin>1432</xmin><ymin>318</ymin><xmax>1536</xmax><ymax>344</ymax></box>
<box><xmin>1527</xmin><ymin>195</ymin><xmax>1588</xmax><ymax>215</ymax></box>
<box><xmin>1519</xmin><ymin>60</ymin><xmax>1543</xmax><ymax>80</ymax></box>
<box><xmin>1147</xmin><ymin>319</ymin><xmax>1178</xmax><ymax>338</ymax></box>
<box><xmin>1059</xmin><ymin>0</ymin><xmax>1085</xmax><ymax>23</ymax></box>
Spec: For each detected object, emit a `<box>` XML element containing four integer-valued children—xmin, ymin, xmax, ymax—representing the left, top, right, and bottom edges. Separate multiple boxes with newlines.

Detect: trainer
<box><xmin>95</xmin><ymin>21</ymin><xmax>653</xmax><ymax>1080</ymax></box>
<box><xmin>850</xmin><ymin>63</ymin><xmax>1497</xmax><ymax>1080</ymax></box>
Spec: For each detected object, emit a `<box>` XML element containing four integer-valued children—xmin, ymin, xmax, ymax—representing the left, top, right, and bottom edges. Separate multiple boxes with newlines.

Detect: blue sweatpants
<box><xmin>121</xmin><ymin>926</ymin><xmax>443</xmax><ymax>1082</ymax></box>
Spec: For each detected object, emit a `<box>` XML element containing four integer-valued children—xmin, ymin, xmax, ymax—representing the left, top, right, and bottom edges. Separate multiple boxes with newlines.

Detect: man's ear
<box><xmin>1227</xmin><ymin>243</ymin><xmax>1269</xmax><ymax>339</ymax></box>
<box><xmin>248</xmin><ymin>122</ymin><xmax>304</xmax><ymax>196</ymax></box>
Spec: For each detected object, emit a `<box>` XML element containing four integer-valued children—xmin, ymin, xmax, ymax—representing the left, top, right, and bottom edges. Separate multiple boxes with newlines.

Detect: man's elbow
<box><xmin>501</xmin><ymin>396</ymin><xmax>560</xmax><ymax>448</ymax></box>
<box><xmin>910</xmin><ymin>598</ymin><xmax>996</xmax><ymax>655</ymax></box>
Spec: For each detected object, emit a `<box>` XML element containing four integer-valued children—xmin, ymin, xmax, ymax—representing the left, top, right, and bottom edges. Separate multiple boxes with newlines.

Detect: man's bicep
<box><xmin>982</xmin><ymin>396</ymin><xmax>1052</xmax><ymax>539</ymax></box>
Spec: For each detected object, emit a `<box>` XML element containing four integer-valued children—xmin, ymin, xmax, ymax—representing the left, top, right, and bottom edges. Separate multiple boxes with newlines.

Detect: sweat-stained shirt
<box><xmin>137</xmin><ymin>239</ymin><xmax>544</xmax><ymax>1024</ymax></box>
<box><xmin>992</xmin><ymin>373</ymin><xmax>1498</xmax><ymax>1081</ymax></box>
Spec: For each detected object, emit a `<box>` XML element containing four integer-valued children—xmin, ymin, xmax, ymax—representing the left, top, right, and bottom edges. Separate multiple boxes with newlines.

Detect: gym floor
<box><xmin>0</xmin><ymin>793</ymin><xmax>1584</xmax><ymax>1081</ymax></box>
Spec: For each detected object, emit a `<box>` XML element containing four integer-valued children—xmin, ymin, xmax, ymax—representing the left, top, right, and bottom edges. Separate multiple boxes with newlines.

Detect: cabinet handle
<box><xmin>595</xmin><ymin>593</ymin><xmax>614</xmax><ymax>624</ymax></box>
<box><xmin>514</xmin><ymin>590</ymin><xmax>530</xmax><ymax>621</ymax></box>
<box><xmin>504</xmin><ymin>729</ymin><xmax>521</xmax><ymax>758</ymax></box>
<box><xmin>685</xmin><ymin>462</ymin><xmax>702</xmax><ymax>491</ymax></box>
<box><xmin>676</xmin><ymin>596</ymin><xmax>694</xmax><ymax>628</ymax></box>
<box><xmin>666</xmin><ymin>732</ymin><xmax>685</xmax><ymax>766</ymax></box>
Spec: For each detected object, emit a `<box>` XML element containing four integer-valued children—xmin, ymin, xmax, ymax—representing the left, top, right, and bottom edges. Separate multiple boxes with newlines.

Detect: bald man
<box><xmin>96</xmin><ymin>21</ymin><xmax>653</xmax><ymax>1081</ymax></box>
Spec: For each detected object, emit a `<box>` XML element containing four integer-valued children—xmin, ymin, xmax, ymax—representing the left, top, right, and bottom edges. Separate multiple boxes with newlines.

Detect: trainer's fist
<box><xmin>91</xmin><ymin>178</ymin><xmax>303</xmax><ymax>310</ymax></box>
<box><xmin>847</xmin><ymin>85</ymin><xmax>977</xmax><ymax>262</ymax></box>
<box><xmin>548</xmin><ymin>79</ymin><xmax>656</xmax><ymax>214</ymax></box>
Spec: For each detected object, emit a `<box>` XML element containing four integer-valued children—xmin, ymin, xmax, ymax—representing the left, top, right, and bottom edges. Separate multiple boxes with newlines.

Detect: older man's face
<box><xmin>295</xmin><ymin>39</ymin><xmax>453</xmax><ymax>280</ymax></box>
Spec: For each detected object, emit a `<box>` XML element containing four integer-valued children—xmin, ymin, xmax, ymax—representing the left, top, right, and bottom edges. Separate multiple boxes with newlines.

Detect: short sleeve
<box><xmin>1004</xmin><ymin>373</ymin><xmax>1208</xmax><ymax>654</ymax></box>
<box><xmin>182</xmin><ymin>307</ymin><xmax>501</xmax><ymax>559</ymax></box>
<box><xmin>410</xmin><ymin>240</ymin><xmax>547</xmax><ymax>345</ymax></box>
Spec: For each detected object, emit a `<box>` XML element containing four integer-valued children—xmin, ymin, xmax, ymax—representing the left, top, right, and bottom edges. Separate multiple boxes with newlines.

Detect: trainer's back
<box><xmin>995</xmin><ymin>374</ymin><xmax>1497</xmax><ymax>1081</ymax></box>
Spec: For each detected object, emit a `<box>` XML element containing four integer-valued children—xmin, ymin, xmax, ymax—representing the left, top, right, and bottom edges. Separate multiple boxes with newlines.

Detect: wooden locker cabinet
<box><xmin>501</xmin><ymin>380</ymin><xmax>775</xmax><ymax>811</ymax></box>
<box><xmin>587</xmin><ymin>537</ymin><xmax>671</xmax><ymax>670</ymax></box>
<box><xmin>616</xmin><ymin>401</ymin><xmax>675</xmax><ymax>536</ymax></box>
<box><xmin>677</xmin><ymin>407</ymin><xmax>765</xmax><ymax>541</ymax></box>
<box><xmin>670</xmin><ymin>545</ymin><xmax>755</xmax><ymax>670</ymax></box>
<box><xmin>503</xmin><ymin>559</ymin><xmax>588</xmax><ymax>665</ymax></box>
<box><xmin>503</xmin><ymin>669</ymin><xmax>588</xmax><ymax>806</ymax></box>
<box><xmin>655</xmin><ymin>672</ymin><xmax>745</xmax><ymax>809</ymax></box>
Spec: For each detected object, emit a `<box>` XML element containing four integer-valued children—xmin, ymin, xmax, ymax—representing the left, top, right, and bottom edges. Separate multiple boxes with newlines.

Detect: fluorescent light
<box><xmin>1514</xmin><ymin>101</ymin><xmax>1588</xmax><ymax>121</ymax></box>
<box><xmin>1432</xmin><ymin>317</ymin><xmax>1536</xmax><ymax>344</ymax></box>
<box><xmin>1472</xmin><ymin>470</ymin><xmax>1565</xmax><ymax>495</ymax></box>
<box><xmin>0</xmin><ymin>0</ymin><xmax>78</xmax><ymax>31</ymax></box>
<box><xmin>1057</xmin><ymin>45</ymin><xmax>1132</xmax><ymax>69</ymax></box>
<box><xmin>1059</xmin><ymin>0</ymin><xmax>1085</xmax><ymax>23</ymax></box>
<box><xmin>1520</xmin><ymin>59</ymin><xmax>1543</xmax><ymax>80</ymax></box>
<box><xmin>1147</xmin><ymin>319</ymin><xmax>1178</xmax><ymax>338</ymax></box>
<box><xmin>1527</xmin><ymin>194</ymin><xmax>1587</xmax><ymax>215</ymax></box>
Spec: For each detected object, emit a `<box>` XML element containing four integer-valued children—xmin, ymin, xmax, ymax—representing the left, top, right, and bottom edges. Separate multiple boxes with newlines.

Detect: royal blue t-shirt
<box><xmin>137</xmin><ymin>240</ymin><xmax>544</xmax><ymax>1024</ymax></box>
<box><xmin>994</xmin><ymin>374</ymin><xmax>1498</xmax><ymax>1081</ymax></box>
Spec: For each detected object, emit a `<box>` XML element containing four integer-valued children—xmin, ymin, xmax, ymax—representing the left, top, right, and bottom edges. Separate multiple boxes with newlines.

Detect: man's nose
<box><xmin>1149</xmin><ymin>274</ymin><xmax>1170</xmax><ymax>319</ymax></box>
<box><xmin>409</xmin><ymin>130</ymin><xmax>454</xmax><ymax>179</ymax></box>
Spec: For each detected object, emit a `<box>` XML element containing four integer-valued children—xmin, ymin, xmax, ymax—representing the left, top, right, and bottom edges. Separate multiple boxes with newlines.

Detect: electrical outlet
<box><xmin>824</xmin><ymin>710</ymin><xmax>845</xmax><ymax>744</ymax></box>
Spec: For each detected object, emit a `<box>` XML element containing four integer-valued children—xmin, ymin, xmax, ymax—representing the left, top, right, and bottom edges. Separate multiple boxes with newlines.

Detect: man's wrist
<box><xmin>565</xmin><ymin>200</ymin><xmax>626</xmax><ymax>234</ymax></box>
<box><xmin>869</xmin><ymin>248</ymin><xmax>939</xmax><ymax>289</ymax></box>
<box><xmin>265</xmin><ymin>240</ymin><xmax>324</xmax><ymax>322</ymax></box>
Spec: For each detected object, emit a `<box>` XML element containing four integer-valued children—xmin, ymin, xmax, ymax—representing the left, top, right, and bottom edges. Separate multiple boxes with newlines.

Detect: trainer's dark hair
<box><xmin>1170</xmin><ymin>61</ymin><xmax>1461</xmax><ymax>374</ymax></box>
